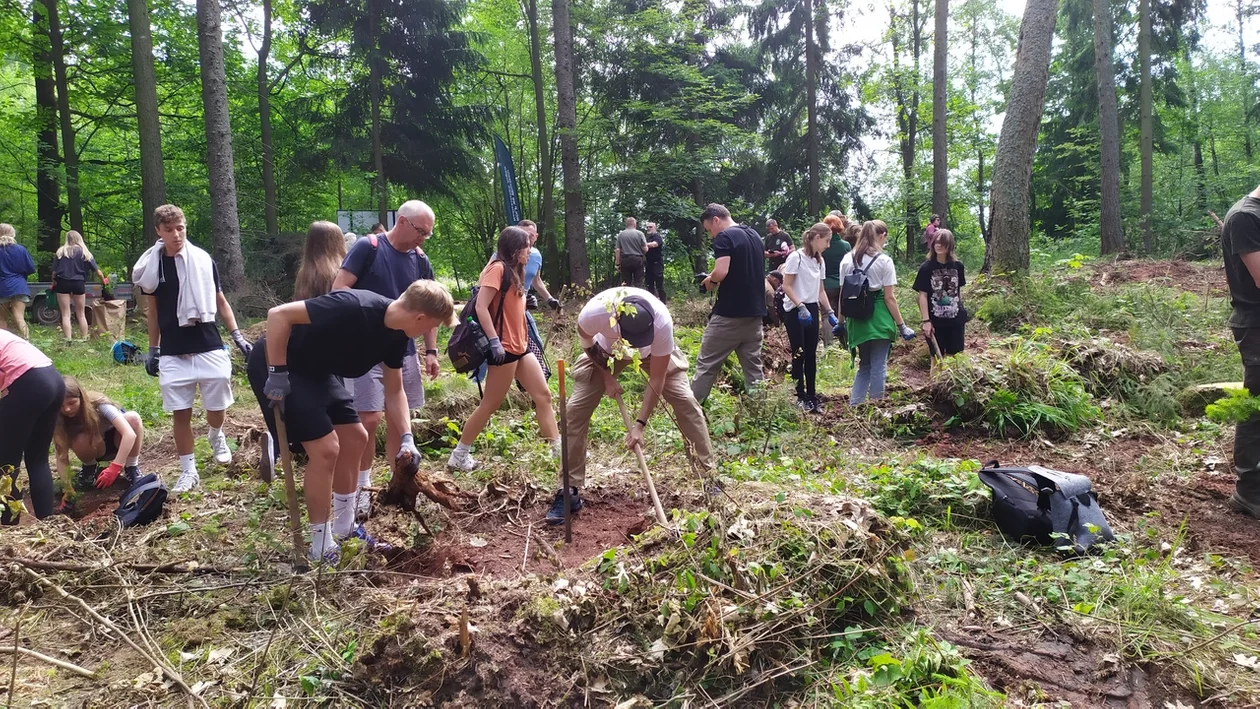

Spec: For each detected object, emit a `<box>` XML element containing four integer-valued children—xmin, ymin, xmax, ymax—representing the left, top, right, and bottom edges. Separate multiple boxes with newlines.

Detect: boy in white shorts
<box><xmin>133</xmin><ymin>204</ymin><xmax>252</xmax><ymax>493</ymax></box>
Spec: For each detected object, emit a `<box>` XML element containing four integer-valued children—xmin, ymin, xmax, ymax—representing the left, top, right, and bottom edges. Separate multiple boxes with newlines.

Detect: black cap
<box><xmin>618</xmin><ymin>296</ymin><xmax>655</xmax><ymax>348</ymax></box>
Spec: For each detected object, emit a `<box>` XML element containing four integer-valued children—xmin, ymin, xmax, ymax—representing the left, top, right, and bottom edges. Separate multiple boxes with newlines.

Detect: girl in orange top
<box><xmin>447</xmin><ymin>226</ymin><xmax>558</xmax><ymax>471</ymax></box>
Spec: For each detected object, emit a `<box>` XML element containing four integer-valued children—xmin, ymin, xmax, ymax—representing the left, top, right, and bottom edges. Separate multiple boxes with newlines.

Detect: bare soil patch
<box><xmin>1092</xmin><ymin>258</ymin><xmax>1228</xmax><ymax>297</ymax></box>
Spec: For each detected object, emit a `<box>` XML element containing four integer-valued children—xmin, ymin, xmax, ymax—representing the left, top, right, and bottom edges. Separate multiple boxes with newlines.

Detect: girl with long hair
<box><xmin>781</xmin><ymin>223</ymin><xmax>837</xmax><ymax>411</ymax></box>
<box><xmin>913</xmin><ymin>229</ymin><xmax>968</xmax><ymax>357</ymax></box>
<box><xmin>52</xmin><ymin>230</ymin><xmax>107</xmax><ymax>341</ymax></box>
<box><xmin>55</xmin><ymin>376</ymin><xmax>145</xmax><ymax>492</ymax></box>
<box><xmin>820</xmin><ymin>212</ymin><xmax>853</xmax><ymax>347</ymax></box>
<box><xmin>294</xmin><ymin>221</ymin><xmax>347</xmax><ymax>301</ymax></box>
<box><xmin>0</xmin><ymin>224</ymin><xmax>36</xmax><ymax>339</ymax></box>
<box><xmin>836</xmin><ymin>220</ymin><xmax>916</xmax><ymax>405</ymax></box>
<box><xmin>447</xmin><ymin>226</ymin><xmax>559</xmax><ymax>471</ymax></box>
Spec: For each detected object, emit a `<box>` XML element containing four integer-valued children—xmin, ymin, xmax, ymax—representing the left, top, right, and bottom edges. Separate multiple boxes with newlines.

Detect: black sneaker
<box><xmin>796</xmin><ymin>396</ymin><xmax>816</xmax><ymax>413</ymax></box>
<box><xmin>123</xmin><ymin>465</ymin><xmax>141</xmax><ymax>485</ymax></box>
<box><xmin>75</xmin><ymin>464</ymin><xmax>98</xmax><ymax>490</ymax></box>
<box><xmin>545</xmin><ymin>488</ymin><xmax>583</xmax><ymax>525</ymax></box>
<box><xmin>1229</xmin><ymin>492</ymin><xmax>1260</xmax><ymax>519</ymax></box>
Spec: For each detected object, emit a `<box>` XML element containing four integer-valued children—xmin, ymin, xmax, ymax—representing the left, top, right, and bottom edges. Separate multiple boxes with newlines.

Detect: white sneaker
<box><xmin>208</xmin><ymin>430</ymin><xmax>232</xmax><ymax>464</ymax></box>
<box><xmin>446</xmin><ymin>448</ymin><xmax>478</xmax><ymax>472</ymax></box>
<box><xmin>355</xmin><ymin>487</ymin><xmax>371</xmax><ymax>523</ymax></box>
<box><xmin>172</xmin><ymin>469</ymin><xmax>200</xmax><ymax>493</ymax></box>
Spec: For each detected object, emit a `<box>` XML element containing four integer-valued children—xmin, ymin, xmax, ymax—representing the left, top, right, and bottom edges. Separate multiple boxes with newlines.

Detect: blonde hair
<box><xmin>399</xmin><ymin>278</ymin><xmax>456</xmax><ymax>326</ymax></box>
<box><xmin>853</xmin><ymin>220</ymin><xmax>889</xmax><ymax>264</ymax></box>
<box><xmin>56</xmin><ymin>230</ymin><xmax>93</xmax><ymax>261</ymax></box>
<box><xmin>294</xmin><ymin>221</ymin><xmax>346</xmax><ymax>300</ymax></box>
<box><xmin>154</xmin><ymin>204</ymin><xmax>185</xmax><ymax>228</ymax></box>
<box><xmin>54</xmin><ymin>377</ymin><xmax>115</xmax><ymax>456</ymax></box>
<box><xmin>0</xmin><ymin>223</ymin><xmax>15</xmax><ymax>247</ymax></box>
<box><xmin>801</xmin><ymin>223</ymin><xmax>831</xmax><ymax>260</ymax></box>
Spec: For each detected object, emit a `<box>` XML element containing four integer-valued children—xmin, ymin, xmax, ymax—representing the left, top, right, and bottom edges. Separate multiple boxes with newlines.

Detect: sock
<box><xmin>179</xmin><ymin>454</ymin><xmax>197</xmax><ymax>474</ymax></box>
<box><xmin>207</xmin><ymin>426</ymin><xmax>223</xmax><ymax>440</ymax></box>
<box><xmin>357</xmin><ymin>469</ymin><xmax>372</xmax><ymax>491</ymax></box>
<box><xmin>453</xmin><ymin>443</ymin><xmax>471</xmax><ymax>456</ymax></box>
<box><xmin>332</xmin><ymin>492</ymin><xmax>356</xmax><ymax>538</ymax></box>
<box><xmin>125</xmin><ymin>456</ymin><xmax>139</xmax><ymax>467</ymax></box>
<box><xmin>310</xmin><ymin>523</ymin><xmax>335</xmax><ymax>557</ymax></box>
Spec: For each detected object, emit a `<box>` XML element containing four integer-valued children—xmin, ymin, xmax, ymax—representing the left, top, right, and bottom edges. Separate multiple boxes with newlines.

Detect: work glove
<box><xmin>526</xmin><ymin>293</ymin><xmax>539</xmax><ymax>310</ymax></box>
<box><xmin>832</xmin><ymin>321</ymin><xmax>848</xmax><ymax>348</ymax></box>
<box><xmin>230</xmin><ymin>329</ymin><xmax>253</xmax><ymax>357</ymax></box>
<box><xmin>95</xmin><ymin>462</ymin><xmax>124</xmax><ymax>489</ymax></box>
<box><xmin>796</xmin><ymin>307</ymin><xmax>813</xmax><ymax>325</ymax></box>
<box><xmin>487</xmin><ymin>337</ymin><xmax>506</xmax><ymax>365</ymax></box>
<box><xmin>263</xmin><ymin>368</ymin><xmax>291</xmax><ymax>401</ymax></box>
<box><xmin>547</xmin><ymin>297</ymin><xmax>561</xmax><ymax>311</ymax></box>
<box><xmin>145</xmin><ymin>347</ymin><xmax>160</xmax><ymax>377</ymax></box>
<box><xmin>396</xmin><ymin>433</ymin><xmax>420</xmax><ymax>470</ymax></box>
<box><xmin>828</xmin><ymin>313</ymin><xmax>839</xmax><ymax>328</ymax></box>
<box><xmin>101</xmin><ymin>275</ymin><xmax>110</xmax><ymax>285</ymax></box>
<box><xmin>899</xmin><ymin>323</ymin><xmax>917</xmax><ymax>340</ymax></box>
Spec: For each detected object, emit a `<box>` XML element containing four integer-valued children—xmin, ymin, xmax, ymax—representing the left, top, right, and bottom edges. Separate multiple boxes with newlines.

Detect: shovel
<box><xmin>613</xmin><ymin>395</ymin><xmax>669</xmax><ymax>528</ymax></box>
<box><xmin>271</xmin><ymin>402</ymin><xmax>308</xmax><ymax>572</ymax></box>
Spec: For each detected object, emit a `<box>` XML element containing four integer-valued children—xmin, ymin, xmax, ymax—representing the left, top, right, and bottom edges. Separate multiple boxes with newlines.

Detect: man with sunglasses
<box><xmin>333</xmin><ymin>200</ymin><xmax>439</xmax><ymax>526</ymax></box>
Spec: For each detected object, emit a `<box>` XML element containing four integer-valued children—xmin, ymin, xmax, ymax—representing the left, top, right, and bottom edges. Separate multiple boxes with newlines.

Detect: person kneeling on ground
<box><xmin>550</xmin><ymin>287</ymin><xmax>716</xmax><ymax>524</ymax></box>
<box><xmin>56</xmin><ymin>377</ymin><xmax>145</xmax><ymax>495</ymax></box>
<box><xmin>249</xmin><ymin>280</ymin><xmax>455</xmax><ymax>563</ymax></box>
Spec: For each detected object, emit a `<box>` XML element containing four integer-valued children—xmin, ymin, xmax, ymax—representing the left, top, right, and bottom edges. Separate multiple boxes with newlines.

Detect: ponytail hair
<box><xmin>852</xmin><ymin>220</ymin><xmax>888</xmax><ymax>265</ymax></box>
<box><xmin>801</xmin><ymin>223</ymin><xmax>830</xmax><ymax>261</ymax></box>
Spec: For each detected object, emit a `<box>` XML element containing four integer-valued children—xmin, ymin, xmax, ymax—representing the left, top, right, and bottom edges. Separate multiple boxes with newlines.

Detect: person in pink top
<box><xmin>0</xmin><ymin>329</ymin><xmax>63</xmax><ymax>523</ymax></box>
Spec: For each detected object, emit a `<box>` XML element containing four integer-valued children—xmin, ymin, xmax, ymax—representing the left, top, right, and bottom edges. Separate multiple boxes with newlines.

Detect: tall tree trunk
<box><xmin>1094</xmin><ymin>0</ymin><xmax>1124</xmax><ymax>255</ymax></box>
<box><xmin>526</xmin><ymin>0</ymin><xmax>558</xmax><ymax>283</ymax></box>
<box><xmin>552</xmin><ymin>0</ymin><xmax>589</xmax><ymax>285</ymax></box>
<box><xmin>369</xmin><ymin>5</ymin><xmax>387</xmax><ymax>225</ymax></box>
<box><xmin>32</xmin><ymin>0</ymin><xmax>62</xmax><ymax>276</ymax></box>
<box><xmin>988</xmin><ymin>0</ymin><xmax>1058</xmax><ymax>274</ymax></box>
<box><xmin>931</xmin><ymin>0</ymin><xmax>948</xmax><ymax>227</ymax></box>
<box><xmin>128</xmin><ymin>0</ymin><xmax>166</xmax><ymax>247</ymax></box>
<box><xmin>196</xmin><ymin>0</ymin><xmax>245</xmax><ymax>292</ymax></box>
<box><xmin>44</xmin><ymin>0</ymin><xmax>80</xmax><ymax>236</ymax></box>
<box><xmin>805</xmin><ymin>0</ymin><xmax>821</xmax><ymax>216</ymax></box>
<box><xmin>1237</xmin><ymin>0</ymin><xmax>1253</xmax><ymax>159</ymax></box>
<box><xmin>1138</xmin><ymin>0</ymin><xmax>1153</xmax><ymax>251</ymax></box>
<box><xmin>891</xmin><ymin>0</ymin><xmax>923</xmax><ymax>258</ymax></box>
<box><xmin>259</xmin><ymin>0</ymin><xmax>277</xmax><ymax>236</ymax></box>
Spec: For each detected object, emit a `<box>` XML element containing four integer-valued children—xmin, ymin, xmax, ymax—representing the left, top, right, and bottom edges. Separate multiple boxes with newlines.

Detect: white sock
<box><xmin>125</xmin><ymin>456</ymin><xmax>139</xmax><ymax>467</ymax></box>
<box><xmin>179</xmin><ymin>454</ymin><xmax>196</xmax><ymax>474</ymax></box>
<box><xmin>453</xmin><ymin>443</ymin><xmax>471</xmax><ymax>456</ymax></box>
<box><xmin>207</xmin><ymin>426</ymin><xmax>222</xmax><ymax>440</ymax></box>
<box><xmin>310</xmin><ymin>523</ymin><xmax>335</xmax><ymax>557</ymax></box>
<box><xmin>332</xmin><ymin>493</ymin><xmax>356</xmax><ymax>538</ymax></box>
<box><xmin>357</xmin><ymin>469</ymin><xmax>372</xmax><ymax>491</ymax></box>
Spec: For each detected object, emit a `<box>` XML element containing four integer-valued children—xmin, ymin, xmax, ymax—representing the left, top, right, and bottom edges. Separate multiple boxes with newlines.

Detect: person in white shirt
<box><xmin>549</xmin><ymin>287</ymin><xmax>715</xmax><ymax>524</ymax></box>
<box><xmin>781</xmin><ymin>223</ymin><xmax>838</xmax><ymax>411</ymax></box>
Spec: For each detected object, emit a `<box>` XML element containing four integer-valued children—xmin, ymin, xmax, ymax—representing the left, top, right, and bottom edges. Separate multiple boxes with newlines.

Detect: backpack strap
<box><xmin>366</xmin><ymin>233</ymin><xmax>427</xmax><ymax>277</ymax></box>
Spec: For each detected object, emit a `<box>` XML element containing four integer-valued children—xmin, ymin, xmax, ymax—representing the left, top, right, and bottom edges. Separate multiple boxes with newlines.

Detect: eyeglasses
<box><xmin>408</xmin><ymin>218</ymin><xmax>432</xmax><ymax>238</ymax></box>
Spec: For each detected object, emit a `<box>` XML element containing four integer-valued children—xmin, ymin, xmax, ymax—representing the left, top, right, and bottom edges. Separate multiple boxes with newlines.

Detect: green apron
<box><xmin>847</xmin><ymin>290</ymin><xmax>896</xmax><ymax>351</ymax></box>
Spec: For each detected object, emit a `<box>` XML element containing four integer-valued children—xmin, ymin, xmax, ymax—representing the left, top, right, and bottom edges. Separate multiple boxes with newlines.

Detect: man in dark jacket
<box><xmin>1222</xmin><ymin>184</ymin><xmax>1260</xmax><ymax>518</ymax></box>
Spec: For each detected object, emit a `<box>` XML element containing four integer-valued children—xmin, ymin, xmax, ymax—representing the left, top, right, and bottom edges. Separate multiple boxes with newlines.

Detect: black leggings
<box><xmin>0</xmin><ymin>365</ymin><xmax>64</xmax><ymax>520</ymax></box>
<box><xmin>784</xmin><ymin>302</ymin><xmax>820</xmax><ymax>398</ymax></box>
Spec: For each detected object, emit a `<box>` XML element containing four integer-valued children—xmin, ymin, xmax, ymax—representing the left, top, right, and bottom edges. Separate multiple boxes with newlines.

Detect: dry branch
<box><xmin>0</xmin><ymin>645</ymin><xmax>96</xmax><ymax>678</ymax></box>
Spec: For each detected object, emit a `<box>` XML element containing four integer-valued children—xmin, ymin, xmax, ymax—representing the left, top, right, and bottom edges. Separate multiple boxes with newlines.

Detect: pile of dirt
<box><xmin>1092</xmin><ymin>259</ymin><xmax>1228</xmax><ymax>297</ymax></box>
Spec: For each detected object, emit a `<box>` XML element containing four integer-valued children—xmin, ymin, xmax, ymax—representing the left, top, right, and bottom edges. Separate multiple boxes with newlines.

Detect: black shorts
<box><xmin>52</xmin><ymin>280</ymin><xmax>86</xmax><ymax>296</ymax></box>
<box><xmin>246</xmin><ymin>341</ymin><xmax>360</xmax><ymax>444</ymax></box>
<box><xmin>103</xmin><ymin>427</ymin><xmax>121</xmax><ymax>461</ymax></box>
<box><xmin>496</xmin><ymin>351</ymin><xmax>526</xmax><ymax>366</ymax></box>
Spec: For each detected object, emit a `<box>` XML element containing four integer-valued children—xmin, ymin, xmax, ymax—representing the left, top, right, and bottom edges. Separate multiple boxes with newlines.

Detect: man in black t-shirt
<box><xmin>763</xmin><ymin>220</ymin><xmax>794</xmax><ymax>271</ymax></box>
<box><xmin>644</xmin><ymin>222</ymin><xmax>667</xmax><ymax>302</ymax></box>
<box><xmin>248</xmin><ymin>281</ymin><xmax>455</xmax><ymax>563</ymax></box>
<box><xmin>693</xmin><ymin>203</ymin><xmax>767</xmax><ymax>402</ymax></box>
<box><xmin>1222</xmin><ymin>184</ymin><xmax>1260</xmax><ymax>518</ymax></box>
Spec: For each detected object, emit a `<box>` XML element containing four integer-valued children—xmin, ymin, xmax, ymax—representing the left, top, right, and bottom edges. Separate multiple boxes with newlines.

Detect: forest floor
<box><xmin>3</xmin><ymin>256</ymin><xmax>1259</xmax><ymax>708</ymax></box>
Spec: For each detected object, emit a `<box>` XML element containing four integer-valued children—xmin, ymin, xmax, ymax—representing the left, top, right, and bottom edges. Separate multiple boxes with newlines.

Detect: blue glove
<box><xmin>231</xmin><ymin>329</ymin><xmax>253</xmax><ymax>357</ymax></box>
<box><xmin>796</xmin><ymin>307</ymin><xmax>813</xmax><ymax>325</ymax></box>
<box><xmin>899</xmin><ymin>323</ymin><xmax>916</xmax><ymax>340</ymax></box>
<box><xmin>488</xmin><ymin>337</ymin><xmax>506</xmax><ymax>365</ymax></box>
<box><xmin>264</xmin><ymin>367</ymin><xmax>291</xmax><ymax>401</ymax></box>
<box><xmin>145</xmin><ymin>347</ymin><xmax>160</xmax><ymax>377</ymax></box>
<box><xmin>832</xmin><ymin>322</ymin><xmax>848</xmax><ymax>347</ymax></box>
<box><xmin>827</xmin><ymin>313</ymin><xmax>839</xmax><ymax>328</ymax></box>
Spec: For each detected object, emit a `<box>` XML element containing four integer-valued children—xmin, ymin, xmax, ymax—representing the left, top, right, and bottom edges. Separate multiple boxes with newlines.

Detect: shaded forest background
<box><xmin>0</xmin><ymin>0</ymin><xmax>1258</xmax><ymax>304</ymax></box>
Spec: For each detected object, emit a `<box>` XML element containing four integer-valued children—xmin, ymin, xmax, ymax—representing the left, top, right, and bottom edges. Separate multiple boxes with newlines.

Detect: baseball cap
<box><xmin>618</xmin><ymin>296</ymin><xmax>655</xmax><ymax>348</ymax></box>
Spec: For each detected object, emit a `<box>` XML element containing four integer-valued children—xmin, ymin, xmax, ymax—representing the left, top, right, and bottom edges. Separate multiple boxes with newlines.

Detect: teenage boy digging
<box><xmin>133</xmin><ymin>205</ymin><xmax>252</xmax><ymax>493</ymax></box>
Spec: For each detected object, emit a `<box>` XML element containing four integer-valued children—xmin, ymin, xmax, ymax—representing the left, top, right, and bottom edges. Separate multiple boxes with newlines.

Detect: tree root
<box><xmin>380</xmin><ymin>453</ymin><xmax>474</xmax><ymax>512</ymax></box>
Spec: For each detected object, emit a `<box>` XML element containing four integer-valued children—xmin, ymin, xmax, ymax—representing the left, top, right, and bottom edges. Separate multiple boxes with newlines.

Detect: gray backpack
<box><xmin>977</xmin><ymin>462</ymin><xmax>1115</xmax><ymax>554</ymax></box>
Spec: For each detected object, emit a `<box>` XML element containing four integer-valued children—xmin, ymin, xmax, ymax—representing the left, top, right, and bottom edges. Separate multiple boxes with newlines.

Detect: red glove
<box><xmin>101</xmin><ymin>275</ymin><xmax>110</xmax><ymax>285</ymax></box>
<box><xmin>96</xmin><ymin>462</ymin><xmax>124</xmax><ymax>489</ymax></box>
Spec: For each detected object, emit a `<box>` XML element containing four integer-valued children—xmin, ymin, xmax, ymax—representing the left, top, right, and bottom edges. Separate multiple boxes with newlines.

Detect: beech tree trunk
<box><xmin>526</xmin><ymin>0</ymin><xmax>559</xmax><ymax>282</ymax></box>
<box><xmin>987</xmin><ymin>0</ymin><xmax>1058</xmax><ymax>274</ymax></box>
<box><xmin>1094</xmin><ymin>0</ymin><xmax>1124</xmax><ymax>255</ymax></box>
<box><xmin>44</xmin><ymin>0</ymin><xmax>81</xmax><ymax>236</ymax></box>
<box><xmin>196</xmin><ymin>0</ymin><xmax>245</xmax><ymax>292</ymax></box>
<box><xmin>128</xmin><ymin>0</ymin><xmax>167</xmax><ymax>246</ymax></box>
<box><xmin>552</xmin><ymin>0</ymin><xmax>589</xmax><ymax>285</ymax></box>
<box><xmin>805</xmin><ymin>0</ymin><xmax>821</xmax><ymax>217</ymax></box>
<box><xmin>259</xmin><ymin>0</ymin><xmax>277</xmax><ymax>236</ymax></box>
<box><xmin>932</xmin><ymin>0</ymin><xmax>948</xmax><ymax>227</ymax></box>
<box><xmin>1138</xmin><ymin>0</ymin><xmax>1153</xmax><ymax>251</ymax></box>
<box><xmin>33</xmin><ymin>0</ymin><xmax>62</xmax><ymax>276</ymax></box>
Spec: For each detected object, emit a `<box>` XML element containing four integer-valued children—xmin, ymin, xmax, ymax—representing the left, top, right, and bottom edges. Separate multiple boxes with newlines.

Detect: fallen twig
<box><xmin>8</xmin><ymin>556</ymin><xmax>229</xmax><ymax>575</ymax></box>
<box><xmin>521</xmin><ymin>522</ymin><xmax>532</xmax><ymax>574</ymax></box>
<box><xmin>0</xmin><ymin>646</ymin><xmax>96</xmax><ymax>679</ymax></box>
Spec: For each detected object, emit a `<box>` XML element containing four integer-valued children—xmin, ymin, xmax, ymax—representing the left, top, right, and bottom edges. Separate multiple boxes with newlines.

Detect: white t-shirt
<box><xmin>838</xmin><ymin>251</ymin><xmax>897</xmax><ymax>290</ymax></box>
<box><xmin>781</xmin><ymin>250</ymin><xmax>823</xmax><ymax>309</ymax></box>
<box><xmin>577</xmin><ymin>287</ymin><xmax>675</xmax><ymax>358</ymax></box>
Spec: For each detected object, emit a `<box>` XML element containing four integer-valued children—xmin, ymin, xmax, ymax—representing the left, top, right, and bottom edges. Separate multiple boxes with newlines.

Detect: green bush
<box><xmin>1206</xmin><ymin>389</ymin><xmax>1260</xmax><ymax>425</ymax></box>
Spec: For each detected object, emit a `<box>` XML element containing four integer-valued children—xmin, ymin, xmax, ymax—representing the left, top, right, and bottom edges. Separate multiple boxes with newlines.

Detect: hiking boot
<box><xmin>75</xmin><ymin>463</ymin><xmax>99</xmax><ymax>490</ymax></box>
<box><xmin>1229</xmin><ymin>492</ymin><xmax>1260</xmax><ymax>519</ymax></box>
<box><xmin>446</xmin><ymin>448</ymin><xmax>478</xmax><ymax>473</ymax></box>
<box><xmin>171</xmin><ymin>470</ymin><xmax>200</xmax><ymax>494</ymax></box>
<box><xmin>208</xmin><ymin>430</ymin><xmax>232</xmax><ymax>465</ymax></box>
<box><xmin>259</xmin><ymin>431</ymin><xmax>275</xmax><ymax>483</ymax></box>
<box><xmin>545</xmin><ymin>488</ymin><xmax>583</xmax><ymax>525</ymax></box>
<box><xmin>346</xmin><ymin>524</ymin><xmax>393</xmax><ymax>552</ymax></box>
<box><xmin>123</xmin><ymin>465</ymin><xmax>141</xmax><ymax>486</ymax></box>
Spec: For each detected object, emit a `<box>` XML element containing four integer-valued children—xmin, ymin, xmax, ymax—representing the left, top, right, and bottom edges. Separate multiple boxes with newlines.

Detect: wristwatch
<box><xmin>425</xmin><ymin>349</ymin><xmax>439</xmax><ymax>356</ymax></box>
<box><xmin>636</xmin><ymin>418</ymin><xmax>647</xmax><ymax>427</ymax></box>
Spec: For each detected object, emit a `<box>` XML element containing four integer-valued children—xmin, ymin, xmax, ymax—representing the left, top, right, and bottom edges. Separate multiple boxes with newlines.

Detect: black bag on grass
<box><xmin>114</xmin><ymin>473</ymin><xmax>167</xmax><ymax>528</ymax></box>
<box><xmin>977</xmin><ymin>461</ymin><xmax>1114</xmax><ymax>554</ymax></box>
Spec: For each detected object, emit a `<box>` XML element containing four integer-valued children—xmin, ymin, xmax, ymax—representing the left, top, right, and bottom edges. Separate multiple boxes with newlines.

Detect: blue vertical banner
<box><xmin>493</xmin><ymin>135</ymin><xmax>522</xmax><ymax>226</ymax></box>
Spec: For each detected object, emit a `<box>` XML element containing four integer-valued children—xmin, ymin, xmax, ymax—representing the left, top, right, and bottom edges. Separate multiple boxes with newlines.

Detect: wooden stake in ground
<box><xmin>557</xmin><ymin>358</ymin><xmax>572</xmax><ymax>543</ymax></box>
<box><xmin>272</xmin><ymin>403</ymin><xmax>308</xmax><ymax>572</ymax></box>
<box><xmin>613</xmin><ymin>395</ymin><xmax>669</xmax><ymax>528</ymax></box>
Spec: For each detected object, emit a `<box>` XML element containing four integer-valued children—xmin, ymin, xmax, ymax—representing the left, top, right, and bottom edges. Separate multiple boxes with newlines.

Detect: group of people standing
<box><xmin>613</xmin><ymin>217</ymin><xmax>666</xmax><ymax>301</ymax></box>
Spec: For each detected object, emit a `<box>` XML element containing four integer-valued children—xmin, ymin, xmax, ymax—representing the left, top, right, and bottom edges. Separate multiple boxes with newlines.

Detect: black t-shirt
<box><xmin>148</xmin><ymin>256</ymin><xmax>223</xmax><ymax>356</ymax></box>
<box><xmin>712</xmin><ymin>225</ymin><xmax>768</xmax><ymax>318</ymax></box>
<box><xmin>288</xmin><ymin>289</ymin><xmax>409</xmax><ymax>379</ymax></box>
<box><xmin>764</xmin><ymin>231</ymin><xmax>794</xmax><ymax>270</ymax></box>
<box><xmin>1222</xmin><ymin>195</ymin><xmax>1260</xmax><ymax>329</ymax></box>
<box><xmin>912</xmin><ymin>259</ymin><xmax>968</xmax><ymax>325</ymax></box>
<box><xmin>645</xmin><ymin>231</ymin><xmax>664</xmax><ymax>265</ymax></box>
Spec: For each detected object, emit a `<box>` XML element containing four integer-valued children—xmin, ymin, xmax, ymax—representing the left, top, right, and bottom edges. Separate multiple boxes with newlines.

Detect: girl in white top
<box><xmin>781</xmin><ymin>223</ymin><xmax>837</xmax><ymax>411</ymax></box>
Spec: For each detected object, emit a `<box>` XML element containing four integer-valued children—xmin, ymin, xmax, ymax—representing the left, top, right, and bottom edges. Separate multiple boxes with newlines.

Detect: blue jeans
<box><xmin>851</xmin><ymin>339</ymin><xmax>891</xmax><ymax>405</ymax></box>
<box><xmin>474</xmin><ymin>311</ymin><xmax>543</xmax><ymax>383</ymax></box>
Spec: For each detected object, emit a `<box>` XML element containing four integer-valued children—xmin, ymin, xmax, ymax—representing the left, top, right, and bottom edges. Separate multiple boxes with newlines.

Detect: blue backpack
<box><xmin>112</xmin><ymin>340</ymin><xmax>141</xmax><ymax>365</ymax></box>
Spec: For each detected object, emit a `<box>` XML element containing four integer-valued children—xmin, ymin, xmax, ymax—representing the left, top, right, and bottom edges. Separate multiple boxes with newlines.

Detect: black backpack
<box><xmin>447</xmin><ymin>266</ymin><xmax>512</xmax><ymax>374</ymax></box>
<box><xmin>977</xmin><ymin>462</ymin><xmax>1114</xmax><ymax>554</ymax></box>
<box><xmin>114</xmin><ymin>473</ymin><xmax>168</xmax><ymax>528</ymax></box>
<box><xmin>840</xmin><ymin>254</ymin><xmax>879</xmax><ymax>320</ymax></box>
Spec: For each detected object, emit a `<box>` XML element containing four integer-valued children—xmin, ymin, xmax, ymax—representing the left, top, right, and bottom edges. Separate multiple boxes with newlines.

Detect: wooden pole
<box><xmin>614</xmin><ymin>396</ymin><xmax>669</xmax><ymax>527</ymax></box>
<box><xmin>271</xmin><ymin>403</ymin><xmax>308</xmax><ymax>572</ymax></box>
<box><xmin>557</xmin><ymin>358</ymin><xmax>572</xmax><ymax>543</ymax></box>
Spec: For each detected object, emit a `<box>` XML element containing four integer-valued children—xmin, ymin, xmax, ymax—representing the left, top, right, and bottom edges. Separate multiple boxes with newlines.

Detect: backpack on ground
<box><xmin>840</xmin><ymin>255</ymin><xmax>878</xmax><ymax>320</ymax></box>
<box><xmin>114</xmin><ymin>473</ymin><xmax>168</xmax><ymax>528</ymax></box>
<box><xmin>447</xmin><ymin>267</ymin><xmax>512</xmax><ymax>374</ymax></box>
<box><xmin>112</xmin><ymin>340</ymin><xmax>141</xmax><ymax>365</ymax></box>
<box><xmin>977</xmin><ymin>461</ymin><xmax>1114</xmax><ymax>554</ymax></box>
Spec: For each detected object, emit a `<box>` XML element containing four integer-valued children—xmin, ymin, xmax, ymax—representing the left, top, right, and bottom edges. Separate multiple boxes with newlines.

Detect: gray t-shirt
<box><xmin>98</xmin><ymin>403</ymin><xmax>122</xmax><ymax>437</ymax></box>
<box><xmin>616</xmin><ymin>229</ymin><xmax>647</xmax><ymax>260</ymax></box>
